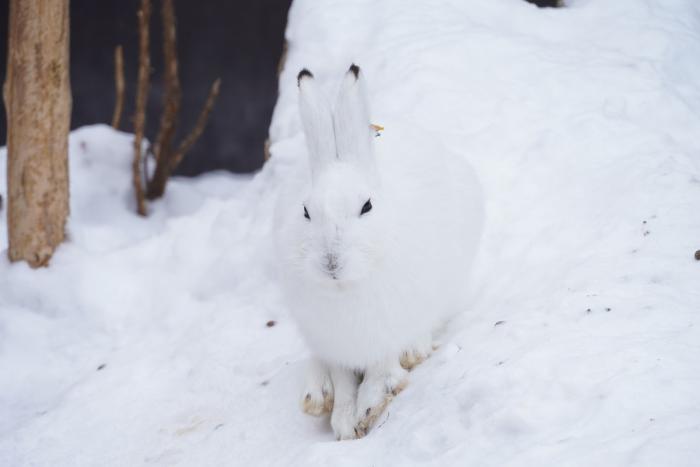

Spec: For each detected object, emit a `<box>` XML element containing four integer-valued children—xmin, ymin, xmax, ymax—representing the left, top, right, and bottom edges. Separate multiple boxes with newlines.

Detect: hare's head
<box><xmin>294</xmin><ymin>65</ymin><xmax>386</xmax><ymax>284</ymax></box>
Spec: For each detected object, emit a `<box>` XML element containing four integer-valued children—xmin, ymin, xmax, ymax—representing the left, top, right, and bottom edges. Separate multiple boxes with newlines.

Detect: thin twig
<box><xmin>111</xmin><ymin>45</ymin><xmax>124</xmax><ymax>129</ymax></box>
<box><xmin>132</xmin><ymin>0</ymin><xmax>151</xmax><ymax>216</ymax></box>
<box><xmin>152</xmin><ymin>0</ymin><xmax>180</xmax><ymax>162</ymax></box>
<box><xmin>170</xmin><ymin>78</ymin><xmax>221</xmax><ymax>171</ymax></box>
<box><xmin>146</xmin><ymin>0</ymin><xmax>182</xmax><ymax>199</ymax></box>
<box><xmin>263</xmin><ymin>138</ymin><xmax>271</xmax><ymax>161</ymax></box>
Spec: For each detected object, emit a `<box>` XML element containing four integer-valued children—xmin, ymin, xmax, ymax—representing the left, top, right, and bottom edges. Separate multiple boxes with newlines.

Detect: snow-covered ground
<box><xmin>2</xmin><ymin>0</ymin><xmax>700</xmax><ymax>465</ymax></box>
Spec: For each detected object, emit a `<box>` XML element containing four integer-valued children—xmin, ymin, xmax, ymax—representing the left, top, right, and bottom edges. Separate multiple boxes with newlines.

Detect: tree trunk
<box><xmin>4</xmin><ymin>0</ymin><xmax>71</xmax><ymax>267</ymax></box>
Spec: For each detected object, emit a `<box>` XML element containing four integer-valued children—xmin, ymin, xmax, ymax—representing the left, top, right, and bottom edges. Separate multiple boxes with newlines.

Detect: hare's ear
<box><xmin>298</xmin><ymin>69</ymin><xmax>335</xmax><ymax>177</ymax></box>
<box><xmin>333</xmin><ymin>64</ymin><xmax>373</xmax><ymax>167</ymax></box>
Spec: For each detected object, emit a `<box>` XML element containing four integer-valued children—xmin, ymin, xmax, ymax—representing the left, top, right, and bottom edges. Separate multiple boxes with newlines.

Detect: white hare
<box><xmin>275</xmin><ymin>64</ymin><xmax>484</xmax><ymax>439</ymax></box>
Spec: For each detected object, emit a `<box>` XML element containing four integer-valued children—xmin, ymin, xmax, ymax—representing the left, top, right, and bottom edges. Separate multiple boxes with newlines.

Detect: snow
<box><xmin>1</xmin><ymin>0</ymin><xmax>700</xmax><ymax>465</ymax></box>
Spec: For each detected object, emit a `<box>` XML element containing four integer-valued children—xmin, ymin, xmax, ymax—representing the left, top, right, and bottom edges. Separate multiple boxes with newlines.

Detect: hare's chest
<box><xmin>289</xmin><ymin>283</ymin><xmax>430</xmax><ymax>368</ymax></box>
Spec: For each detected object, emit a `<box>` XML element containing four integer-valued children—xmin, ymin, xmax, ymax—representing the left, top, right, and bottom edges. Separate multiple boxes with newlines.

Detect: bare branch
<box><xmin>132</xmin><ymin>0</ymin><xmax>151</xmax><ymax>216</ymax></box>
<box><xmin>263</xmin><ymin>138</ymin><xmax>271</xmax><ymax>161</ymax></box>
<box><xmin>170</xmin><ymin>78</ymin><xmax>221</xmax><ymax>171</ymax></box>
<box><xmin>146</xmin><ymin>0</ymin><xmax>182</xmax><ymax>200</ymax></box>
<box><xmin>126</xmin><ymin>0</ymin><xmax>218</xmax><ymax>205</ymax></box>
<box><xmin>111</xmin><ymin>45</ymin><xmax>125</xmax><ymax>129</ymax></box>
<box><xmin>152</xmin><ymin>0</ymin><xmax>181</xmax><ymax>161</ymax></box>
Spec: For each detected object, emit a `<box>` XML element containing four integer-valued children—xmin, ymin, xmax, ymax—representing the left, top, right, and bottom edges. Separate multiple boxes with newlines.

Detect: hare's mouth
<box><xmin>321</xmin><ymin>266</ymin><xmax>346</xmax><ymax>283</ymax></box>
<box><xmin>324</xmin><ymin>266</ymin><xmax>341</xmax><ymax>281</ymax></box>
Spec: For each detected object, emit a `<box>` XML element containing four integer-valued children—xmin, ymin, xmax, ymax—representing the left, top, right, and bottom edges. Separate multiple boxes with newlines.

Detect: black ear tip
<box><xmin>297</xmin><ymin>68</ymin><xmax>314</xmax><ymax>86</ymax></box>
<box><xmin>349</xmin><ymin>63</ymin><xmax>360</xmax><ymax>78</ymax></box>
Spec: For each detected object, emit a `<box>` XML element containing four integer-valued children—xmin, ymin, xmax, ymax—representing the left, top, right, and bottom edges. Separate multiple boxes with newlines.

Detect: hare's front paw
<box><xmin>400</xmin><ymin>336</ymin><xmax>434</xmax><ymax>370</ymax></box>
<box><xmin>331</xmin><ymin>401</ymin><xmax>360</xmax><ymax>440</ymax></box>
<box><xmin>301</xmin><ymin>359</ymin><xmax>334</xmax><ymax>416</ymax></box>
<box><xmin>354</xmin><ymin>363</ymin><xmax>408</xmax><ymax>437</ymax></box>
<box><xmin>329</xmin><ymin>365</ymin><xmax>361</xmax><ymax>440</ymax></box>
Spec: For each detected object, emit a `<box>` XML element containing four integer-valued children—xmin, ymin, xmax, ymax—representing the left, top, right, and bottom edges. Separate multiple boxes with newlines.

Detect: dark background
<box><xmin>529</xmin><ymin>0</ymin><xmax>561</xmax><ymax>6</ymax></box>
<box><xmin>0</xmin><ymin>0</ymin><xmax>291</xmax><ymax>175</ymax></box>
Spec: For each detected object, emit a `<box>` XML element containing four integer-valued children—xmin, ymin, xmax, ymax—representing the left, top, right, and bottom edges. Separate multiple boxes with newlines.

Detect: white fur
<box><xmin>275</xmin><ymin>66</ymin><xmax>484</xmax><ymax>439</ymax></box>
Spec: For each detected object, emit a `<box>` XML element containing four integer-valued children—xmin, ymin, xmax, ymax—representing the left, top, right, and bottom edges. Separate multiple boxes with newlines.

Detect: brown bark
<box><xmin>4</xmin><ymin>0</ymin><xmax>71</xmax><ymax>267</ymax></box>
<box><xmin>111</xmin><ymin>45</ymin><xmax>125</xmax><ymax>129</ymax></box>
<box><xmin>132</xmin><ymin>0</ymin><xmax>151</xmax><ymax>216</ymax></box>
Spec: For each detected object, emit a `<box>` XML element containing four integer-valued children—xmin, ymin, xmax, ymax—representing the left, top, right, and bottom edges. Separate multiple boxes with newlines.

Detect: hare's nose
<box><xmin>325</xmin><ymin>253</ymin><xmax>339</xmax><ymax>272</ymax></box>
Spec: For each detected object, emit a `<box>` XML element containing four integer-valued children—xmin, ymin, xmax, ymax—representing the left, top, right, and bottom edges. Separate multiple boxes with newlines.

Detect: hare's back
<box><xmin>376</xmin><ymin>122</ymin><xmax>484</xmax><ymax>312</ymax></box>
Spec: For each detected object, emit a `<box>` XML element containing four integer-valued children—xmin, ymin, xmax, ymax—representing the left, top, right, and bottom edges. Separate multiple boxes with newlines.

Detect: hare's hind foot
<box><xmin>400</xmin><ymin>336</ymin><xmax>434</xmax><ymax>370</ymax></box>
<box><xmin>354</xmin><ymin>362</ymin><xmax>408</xmax><ymax>437</ymax></box>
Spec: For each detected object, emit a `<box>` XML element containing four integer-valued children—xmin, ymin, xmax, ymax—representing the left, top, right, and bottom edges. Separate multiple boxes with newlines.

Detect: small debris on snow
<box><xmin>266</xmin><ymin>320</ymin><xmax>276</xmax><ymax>327</ymax></box>
<box><xmin>494</xmin><ymin>320</ymin><xmax>506</xmax><ymax>326</ymax></box>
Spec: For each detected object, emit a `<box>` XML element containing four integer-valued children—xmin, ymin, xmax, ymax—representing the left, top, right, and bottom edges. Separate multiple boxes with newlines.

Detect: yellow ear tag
<box><xmin>370</xmin><ymin>123</ymin><xmax>384</xmax><ymax>137</ymax></box>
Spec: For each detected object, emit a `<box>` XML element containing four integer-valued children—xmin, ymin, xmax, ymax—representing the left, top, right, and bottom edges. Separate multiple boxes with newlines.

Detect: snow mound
<box><xmin>2</xmin><ymin>0</ymin><xmax>700</xmax><ymax>465</ymax></box>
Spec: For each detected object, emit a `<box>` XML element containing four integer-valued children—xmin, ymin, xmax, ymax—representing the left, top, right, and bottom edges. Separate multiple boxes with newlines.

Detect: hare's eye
<box><xmin>303</xmin><ymin>205</ymin><xmax>310</xmax><ymax>220</ymax></box>
<box><xmin>360</xmin><ymin>199</ymin><xmax>372</xmax><ymax>216</ymax></box>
